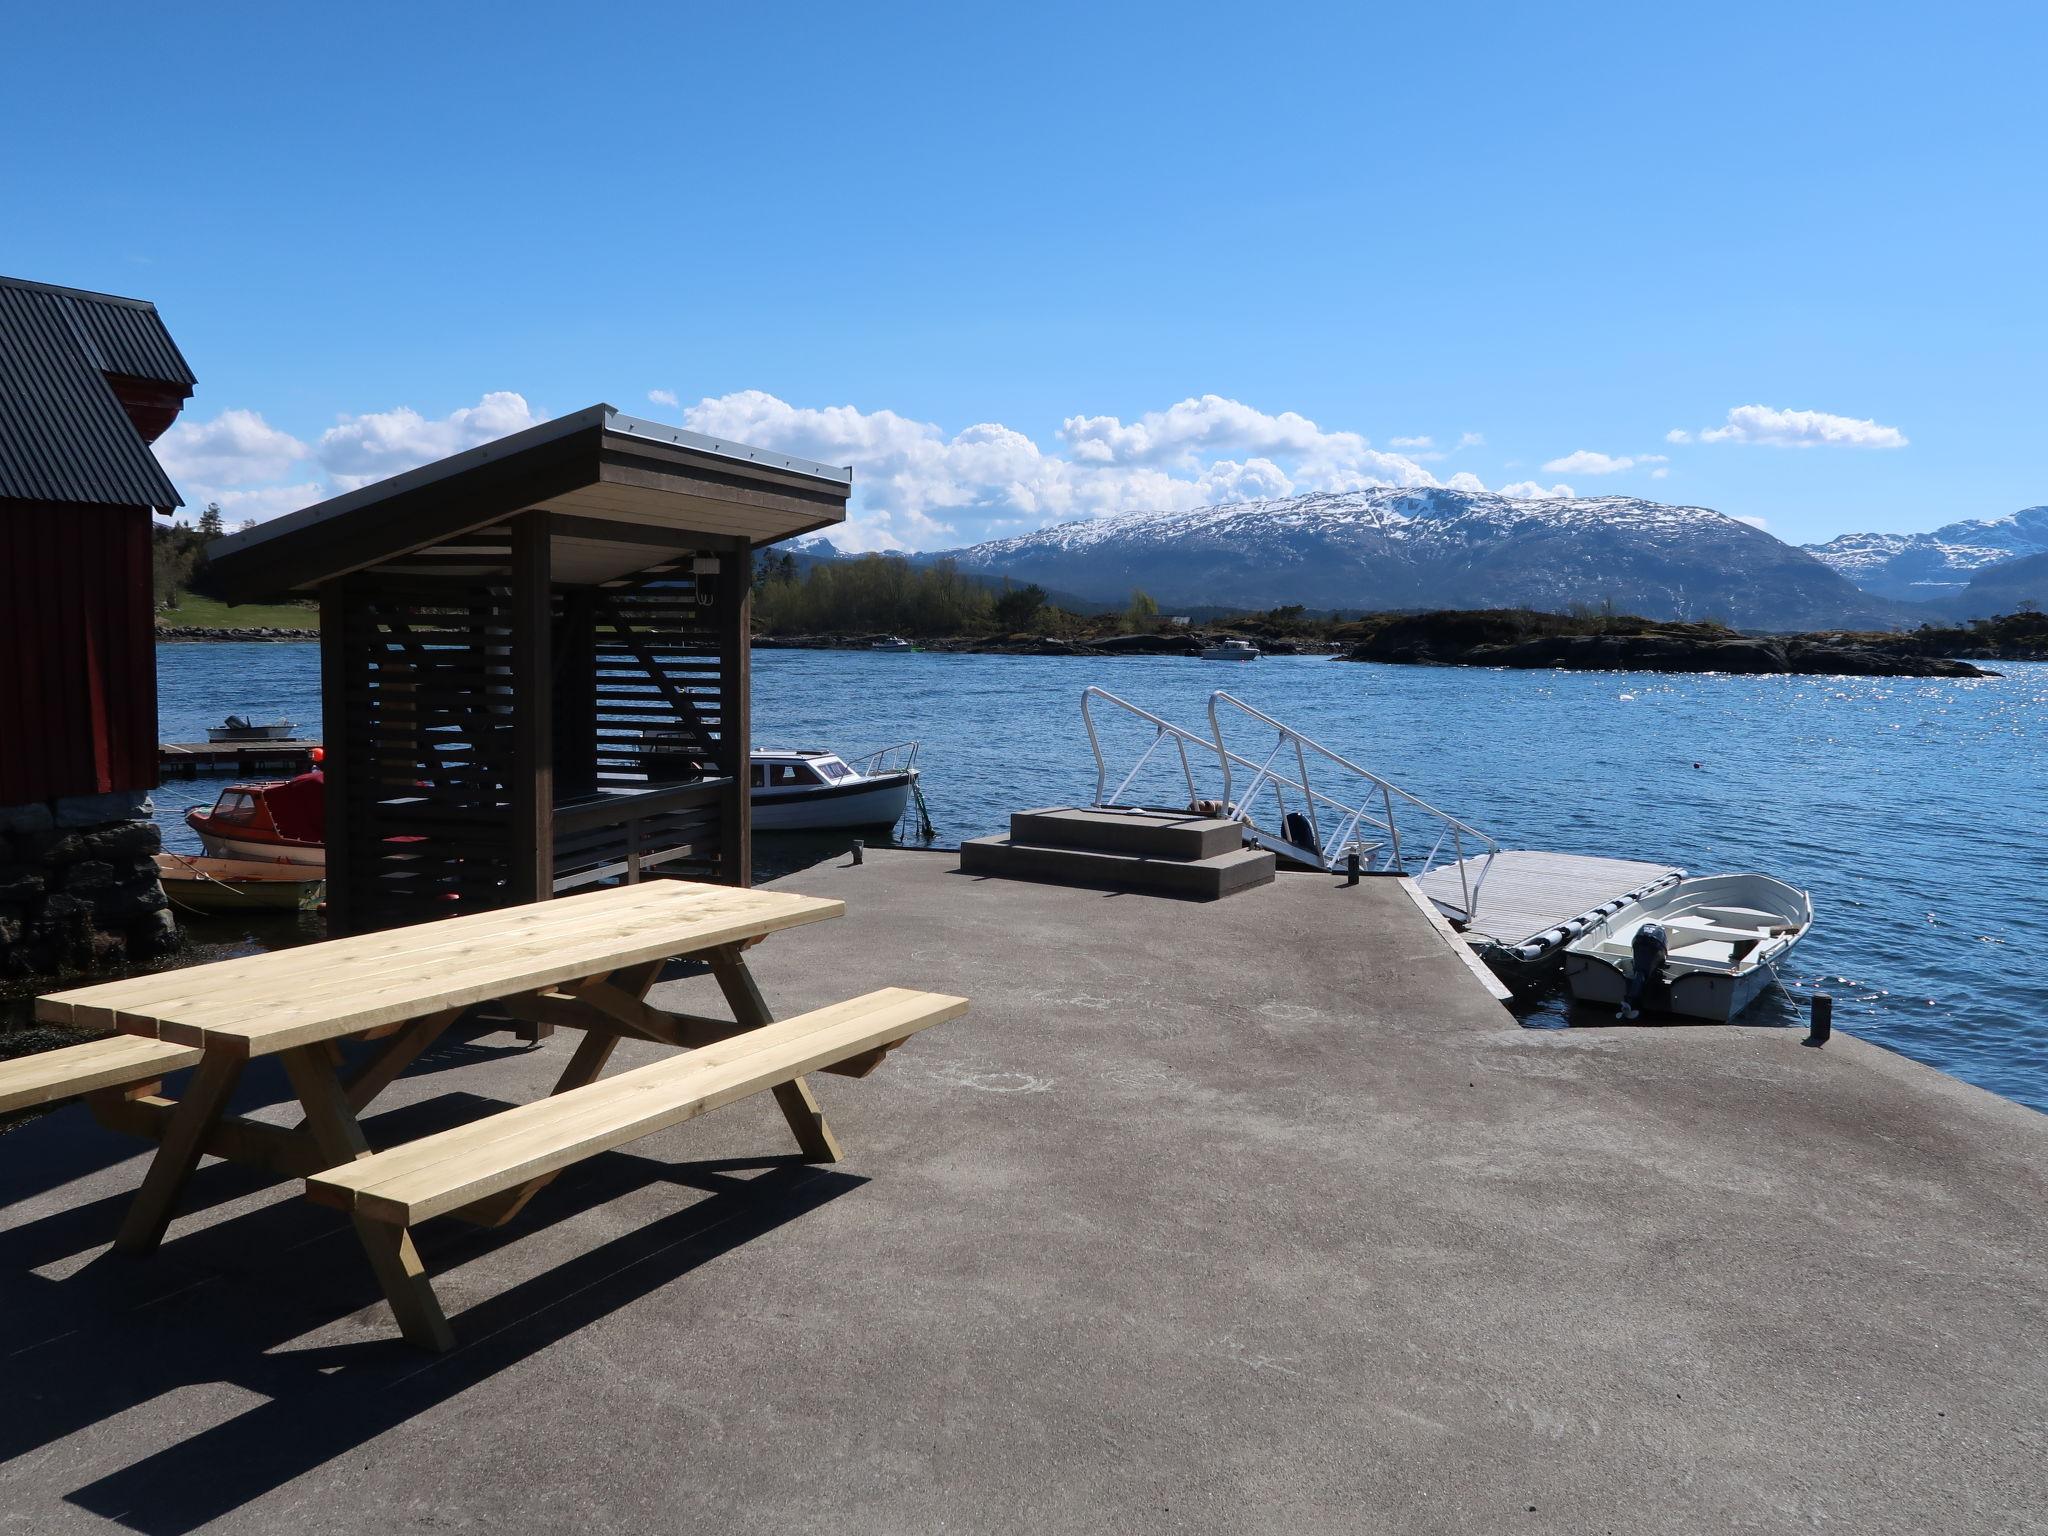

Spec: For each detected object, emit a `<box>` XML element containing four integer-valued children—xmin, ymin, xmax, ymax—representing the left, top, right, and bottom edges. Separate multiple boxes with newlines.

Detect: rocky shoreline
<box><xmin>1334</xmin><ymin>612</ymin><xmax>1999</xmax><ymax>678</ymax></box>
<box><xmin>157</xmin><ymin>626</ymin><xmax>318</xmax><ymax>642</ymax></box>
<box><xmin>752</xmin><ymin>632</ymin><xmax>1343</xmax><ymax>657</ymax></box>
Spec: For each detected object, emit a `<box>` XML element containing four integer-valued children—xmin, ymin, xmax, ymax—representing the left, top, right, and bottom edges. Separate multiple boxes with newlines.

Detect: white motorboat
<box><xmin>870</xmin><ymin>635</ymin><xmax>914</xmax><ymax>651</ymax></box>
<box><xmin>1563</xmin><ymin>872</ymin><xmax>1813</xmax><ymax>1022</ymax></box>
<box><xmin>1199</xmin><ymin>638</ymin><xmax>1260</xmax><ymax>662</ymax></box>
<box><xmin>750</xmin><ymin>747</ymin><xmax>919</xmax><ymax>831</ymax></box>
<box><xmin>206</xmin><ymin>714</ymin><xmax>297</xmax><ymax>742</ymax></box>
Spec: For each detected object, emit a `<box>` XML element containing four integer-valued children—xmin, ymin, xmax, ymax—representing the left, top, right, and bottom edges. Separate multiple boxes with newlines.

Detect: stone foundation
<box><xmin>0</xmin><ymin>792</ymin><xmax>175</xmax><ymax>980</ymax></box>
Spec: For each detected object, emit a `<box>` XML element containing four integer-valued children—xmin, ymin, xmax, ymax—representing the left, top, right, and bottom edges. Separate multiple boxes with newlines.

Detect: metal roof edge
<box><xmin>0</xmin><ymin>273</ymin><xmax>167</xmax><ymax>311</ymax></box>
<box><xmin>601</xmin><ymin>410</ymin><xmax>853</xmax><ymax>487</ymax></box>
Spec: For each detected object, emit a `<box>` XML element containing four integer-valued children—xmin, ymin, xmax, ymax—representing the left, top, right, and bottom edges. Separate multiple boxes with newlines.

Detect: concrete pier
<box><xmin>0</xmin><ymin>850</ymin><xmax>2041</xmax><ymax>1532</ymax></box>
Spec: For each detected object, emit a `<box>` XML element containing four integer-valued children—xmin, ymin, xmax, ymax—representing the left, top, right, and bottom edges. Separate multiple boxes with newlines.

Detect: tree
<box><xmin>196</xmin><ymin>502</ymin><xmax>225</xmax><ymax>539</ymax></box>
<box><xmin>993</xmin><ymin>581</ymin><xmax>1048</xmax><ymax>632</ymax></box>
<box><xmin>1124</xmin><ymin>587</ymin><xmax>1159</xmax><ymax>632</ymax></box>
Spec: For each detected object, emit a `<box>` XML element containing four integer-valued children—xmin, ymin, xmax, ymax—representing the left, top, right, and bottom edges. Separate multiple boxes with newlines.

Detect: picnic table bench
<box><xmin>7</xmin><ymin>881</ymin><xmax>966</xmax><ymax>1351</ymax></box>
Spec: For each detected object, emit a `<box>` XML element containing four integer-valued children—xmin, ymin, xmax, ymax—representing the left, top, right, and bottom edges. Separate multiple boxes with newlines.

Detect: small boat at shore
<box><xmin>154</xmin><ymin>851</ymin><xmax>326</xmax><ymax>913</ymax></box>
<box><xmin>1563</xmin><ymin>873</ymin><xmax>1812</xmax><ymax>1021</ymax></box>
<box><xmin>185</xmin><ymin>771</ymin><xmax>326</xmax><ymax>867</ymax></box>
<box><xmin>871</xmin><ymin>635</ymin><xmax>915</xmax><ymax>652</ymax></box>
<box><xmin>751</xmin><ymin>747</ymin><xmax>920</xmax><ymax>831</ymax></box>
<box><xmin>206</xmin><ymin>714</ymin><xmax>297</xmax><ymax>742</ymax></box>
<box><xmin>1199</xmin><ymin>638</ymin><xmax>1261</xmax><ymax>662</ymax></box>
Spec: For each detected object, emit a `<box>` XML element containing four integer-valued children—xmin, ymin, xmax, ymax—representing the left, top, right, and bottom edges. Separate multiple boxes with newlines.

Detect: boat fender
<box><xmin>1281</xmin><ymin>811</ymin><xmax>1317</xmax><ymax>855</ymax></box>
<box><xmin>1516</xmin><ymin>943</ymin><xmax>1544</xmax><ymax>961</ymax></box>
<box><xmin>1619</xmin><ymin>922</ymin><xmax>1668</xmax><ymax>1021</ymax></box>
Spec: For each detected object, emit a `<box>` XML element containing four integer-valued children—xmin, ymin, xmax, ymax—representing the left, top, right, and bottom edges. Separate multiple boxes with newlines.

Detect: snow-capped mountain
<box><xmin>933</xmin><ymin>487</ymin><xmax>1902</xmax><ymax>630</ymax></box>
<box><xmin>1803</xmin><ymin>506</ymin><xmax>2048</xmax><ymax>602</ymax></box>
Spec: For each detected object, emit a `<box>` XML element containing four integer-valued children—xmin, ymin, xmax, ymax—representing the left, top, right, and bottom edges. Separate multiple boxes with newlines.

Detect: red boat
<box><xmin>185</xmin><ymin>767</ymin><xmax>326</xmax><ymax>868</ymax></box>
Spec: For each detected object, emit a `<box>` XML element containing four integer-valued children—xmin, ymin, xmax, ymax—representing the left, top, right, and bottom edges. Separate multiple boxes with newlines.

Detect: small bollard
<box><xmin>850</xmin><ymin>838</ymin><xmax>864</xmax><ymax>866</ymax></box>
<box><xmin>1804</xmin><ymin>992</ymin><xmax>1832</xmax><ymax>1048</ymax></box>
<box><xmin>1345</xmin><ymin>850</ymin><xmax>1361</xmax><ymax>886</ymax></box>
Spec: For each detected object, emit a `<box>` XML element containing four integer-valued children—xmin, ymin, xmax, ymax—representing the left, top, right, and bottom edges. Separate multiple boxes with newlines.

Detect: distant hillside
<box><xmin>927</xmin><ymin>487</ymin><xmax>1907</xmax><ymax>631</ymax></box>
<box><xmin>1937</xmin><ymin>550</ymin><xmax>2048</xmax><ymax>618</ymax></box>
<box><xmin>1804</xmin><ymin>506</ymin><xmax>2048</xmax><ymax>602</ymax></box>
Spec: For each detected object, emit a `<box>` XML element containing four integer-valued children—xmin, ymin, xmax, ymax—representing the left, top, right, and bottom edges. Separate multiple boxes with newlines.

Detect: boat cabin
<box><xmin>205</xmin><ymin>407</ymin><xmax>852</xmax><ymax>935</ymax></box>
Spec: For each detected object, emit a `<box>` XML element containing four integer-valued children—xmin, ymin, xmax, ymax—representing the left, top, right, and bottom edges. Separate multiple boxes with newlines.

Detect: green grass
<box><xmin>157</xmin><ymin>594</ymin><xmax>320</xmax><ymax>630</ymax></box>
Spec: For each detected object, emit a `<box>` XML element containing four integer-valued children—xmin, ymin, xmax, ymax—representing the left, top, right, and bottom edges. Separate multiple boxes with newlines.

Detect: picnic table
<box><xmin>9</xmin><ymin>881</ymin><xmax>966</xmax><ymax>1350</ymax></box>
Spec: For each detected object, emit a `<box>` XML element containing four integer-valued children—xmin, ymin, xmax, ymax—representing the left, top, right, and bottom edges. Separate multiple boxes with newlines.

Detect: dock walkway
<box><xmin>157</xmin><ymin>739</ymin><xmax>321</xmax><ymax>778</ymax></box>
<box><xmin>1418</xmin><ymin>847</ymin><xmax>1683</xmax><ymax>948</ymax></box>
<box><xmin>1</xmin><ymin>851</ymin><xmax>2040</xmax><ymax>1531</ymax></box>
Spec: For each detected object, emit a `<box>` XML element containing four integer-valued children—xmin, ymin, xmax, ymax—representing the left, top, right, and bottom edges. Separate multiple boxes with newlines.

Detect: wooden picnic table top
<box><xmin>36</xmin><ymin>882</ymin><xmax>844</xmax><ymax>1058</ymax></box>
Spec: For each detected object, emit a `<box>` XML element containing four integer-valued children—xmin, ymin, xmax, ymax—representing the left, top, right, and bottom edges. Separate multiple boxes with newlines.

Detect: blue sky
<box><xmin>5</xmin><ymin>2</ymin><xmax>2041</xmax><ymax>550</ymax></box>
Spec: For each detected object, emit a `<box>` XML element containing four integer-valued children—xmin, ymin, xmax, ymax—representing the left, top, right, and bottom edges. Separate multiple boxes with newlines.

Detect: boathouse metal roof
<box><xmin>206</xmin><ymin>404</ymin><xmax>854</xmax><ymax>597</ymax></box>
<box><xmin>0</xmin><ymin>275</ymin><xmax>195</xmax><ymax>510</ymax></box>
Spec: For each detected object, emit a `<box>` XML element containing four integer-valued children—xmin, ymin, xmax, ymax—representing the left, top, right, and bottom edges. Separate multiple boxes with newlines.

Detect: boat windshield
<box><xmin>211</xmin><ymin>791</ymin><xmax>261</xmax><ymax>824</ymax></box>
<box><xmin>812</xmin><ymin>758</ymin><xmax>854</xmax><ymax>781</ymax></box>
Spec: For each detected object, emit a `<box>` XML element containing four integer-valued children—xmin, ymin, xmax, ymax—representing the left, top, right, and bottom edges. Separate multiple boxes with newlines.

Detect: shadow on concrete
<box><xmin>0</xmin><ymin>1092</ymin><xmax>862</xmax><ymax>1535</ymax></box>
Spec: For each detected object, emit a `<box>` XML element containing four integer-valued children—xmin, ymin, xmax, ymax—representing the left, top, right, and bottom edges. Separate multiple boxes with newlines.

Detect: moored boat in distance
<box><xmin>1199</xmin><ymin>638</ymin><xmax>1260</xmax><ymax>661</ymax></box>
<box><xmin>1563</xmin><ymin>873</ymin><xmax>1813</xmax><ymax>1021</ymax></box>
<box><xmin>871</xmin><ymin>635</ymin><xmax>914</xmax><ymax>651</ymax></box>
<box><xmin>154</xmin><ymin>851</ymin><xmax>326</xmax><ymax>913</ymax></box>
<box><xmin>205</xmin><ymin>714</ymin><xmax>297</xmax><ymax>742</ymax></box>
<box><xmin>751</xmin><ymin>747</ymin><xmax>919</xmax><ymax>831</ymax></box>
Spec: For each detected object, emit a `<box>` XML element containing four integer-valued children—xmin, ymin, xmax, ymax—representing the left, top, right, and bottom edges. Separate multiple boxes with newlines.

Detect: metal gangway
<box><xmin>1079</xmin><ymin>687</ymin><xmax>1500</xmax><ymax>922</ymax></box>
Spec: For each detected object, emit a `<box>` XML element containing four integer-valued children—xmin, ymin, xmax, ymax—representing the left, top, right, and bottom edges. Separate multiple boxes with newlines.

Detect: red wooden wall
<box><xmin>0</xmin><ymin>501</ymin><xmax>158</xmax><ymax>804</ymax></box>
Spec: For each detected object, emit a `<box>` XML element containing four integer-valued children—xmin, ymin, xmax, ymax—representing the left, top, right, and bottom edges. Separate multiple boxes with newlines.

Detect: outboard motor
<box><xmin>1619</xmin><ymin>921</ymin><xmax>1668</xmax><ymax>1020</ymax></box>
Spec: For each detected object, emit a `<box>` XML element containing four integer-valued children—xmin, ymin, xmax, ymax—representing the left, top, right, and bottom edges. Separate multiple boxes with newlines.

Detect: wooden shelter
<box><xmin>207</xmin><ymin>407</ymin><xmax>850</xmax><ymax>935</ymax></box>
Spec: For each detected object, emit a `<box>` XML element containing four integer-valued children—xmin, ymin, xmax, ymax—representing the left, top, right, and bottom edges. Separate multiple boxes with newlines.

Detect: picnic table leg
<box><xmin>706</xmin><ymin>946</ymin><xmax>844</xmax><ymax>1164</ymax></box>
<box><xmin>113</xmin><ymin>1049</ymin><xmax>246</xmax><ymax>1255</ymax></box>
<box><xmin>281</xmin><ymin>1045</ymin><xmax>455</xmax><ymax>1352</ymax></box>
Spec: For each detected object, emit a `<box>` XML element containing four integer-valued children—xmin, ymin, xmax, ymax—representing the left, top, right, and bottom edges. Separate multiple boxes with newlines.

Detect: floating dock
<box><xmin>157</xmin><ymin>740</ymin><xmax>321</xmax><ymax>778</ymax></box>
<box><xmin>1417</xmin><ymin>847</ymin><xmax>1684</xmax><ymax>955</ymax></box>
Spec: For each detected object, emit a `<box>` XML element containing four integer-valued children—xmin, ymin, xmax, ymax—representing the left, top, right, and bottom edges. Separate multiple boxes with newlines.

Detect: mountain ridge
<box><xmin>1802</xmin><ymin>506</ymin><xmax>2048</xmax><ymax>602</ymax></box>
<box><xmin>911</xmin><ymin>486</ymin><xmax>1907</xmax><ymax>630</ymax></box>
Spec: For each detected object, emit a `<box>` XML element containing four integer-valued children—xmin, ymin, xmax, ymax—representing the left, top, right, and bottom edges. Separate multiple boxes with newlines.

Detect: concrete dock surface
<box><xmin>1</xmin><ymin>849</ymin><xmax>2042</xmax><ymax>1533</ymax></box>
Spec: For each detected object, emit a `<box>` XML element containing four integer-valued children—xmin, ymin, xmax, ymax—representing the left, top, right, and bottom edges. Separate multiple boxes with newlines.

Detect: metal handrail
<box><xmin>1207</xmin><ymin>691</ymin><xmax>1499</xmax><ymax>919</ymax></box>
<box><xmin>1079</xmin><ymin>685</ymin><xmax>1499</xmax><ymax>920</ymax></box>
<box><xmin>852</xmin><ymin>740</ymin><xmax>921</xmax><ymax>777</ymax></box>
<box><xmin>1081</xmin><ymin>688</ymin><xmax>1215</xmax><ymax>809</ymax></box>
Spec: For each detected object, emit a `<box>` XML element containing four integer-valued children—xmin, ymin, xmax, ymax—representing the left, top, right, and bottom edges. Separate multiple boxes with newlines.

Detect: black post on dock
<box><xmin>1345</xmin><ymin>850</ymin><xmax>1360</xmax><ymax>887</ymax></box>
<box><xmin>850</xmin><ymin>838</ymin><xmax>864</xmax><ymax>866</ymax></box>
<box><xmin>1804</xmin><ymin>993</ymin><xmax>1832</xmax><ymax>1048</ymax></box>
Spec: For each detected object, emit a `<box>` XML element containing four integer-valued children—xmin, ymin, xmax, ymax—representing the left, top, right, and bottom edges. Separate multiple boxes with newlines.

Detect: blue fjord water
<box><xmin>156</xmin><ymin>643</ymin><xmax>2048</xmax><ymax>1112</ymax></box>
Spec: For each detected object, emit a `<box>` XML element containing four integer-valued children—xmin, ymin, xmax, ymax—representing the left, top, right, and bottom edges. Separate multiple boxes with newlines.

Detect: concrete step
<box><xmin>1009</xmin><ymin>806</ymin><xmax>1244</xmax><ymax>862</ymax></box>
<box><xmin>960</xmin><ymin>836</ymin><xmax>1276</xmax><ymax>901</ymax></box>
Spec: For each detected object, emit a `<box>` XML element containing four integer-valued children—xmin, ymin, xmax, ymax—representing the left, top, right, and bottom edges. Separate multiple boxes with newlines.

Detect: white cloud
<box><xmin>1542</xmin><ymin>449</ymin><xmax>1638</xmax><ymax>475</ymax></box>
<box><xmin>1446</xmin><ymin>471</ymin><xmax>1487</xmax><ymax>492</ymax></box>
<box><xmin>155</xmin><ymin>409</ymin><xmax>308</xmax><ymax>487</ymax></box>
<box><xmin>1455</xmin><ymin>431</ymin><xmax>1485</xmax><ymax>450</ymax></box>
<box><xmin>184</xmin><ymin>482</ymin><xmax>325</xmax><ymax>523</ymax></box>
<box><xmin>1650</xmin><ymin>467</ymin><xmax>1670</xmax><ymax>480</ymax></box>
<box><xmin>1500</xmin><ymin>481</ymin><xmax>1575</xmax><ymax>500</ymax></box>
<box><xmin>1692</xmin><ymin>404</ymin><xmax>1907</xmax><ymax>449</ymax></box>
<box><xmin>647</xmin><ymin>388</ymin><xmax>678</xmax><ymax>408</ymax></box>
<box><xmin>1665</xmin><ymin>428</ymin><xmax>1692</xmax><ymax>444</ymax></box>
<box><xmin>1732</xmin><ymin>513</ymin><xmax>1769</xmax><ymax>529</ymax></box>
<box><xmin>682</xmin><ymin>389</ymin><xmax>1447</xmax><ymax>549</ymax></box>
<box><xmin>1390</xmin><ymin>435</ymin><xmax>1434</xmax><ymax>450</ymax></box>
<box><xmin>316</xmin><ymin>391</ymin><xmax>544</xmax><ymax>492</ymax></box>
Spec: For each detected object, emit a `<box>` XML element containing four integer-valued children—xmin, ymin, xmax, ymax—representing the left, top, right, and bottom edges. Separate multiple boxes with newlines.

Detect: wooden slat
<box><xmin>0</xmin><ymin>1036</ymin><xmax>203</xmax><ymax>1112</ymax></box>
<box><xmin>309</xmin><ymin>988</ymin><xmax>968</xmax><ymax>1224</ymax></box>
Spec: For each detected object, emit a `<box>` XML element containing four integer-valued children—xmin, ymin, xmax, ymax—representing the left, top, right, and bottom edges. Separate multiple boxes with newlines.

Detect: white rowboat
<box><xmin>1563</xmin><ymin>872</ymin><xmax>1812</xmax><ymax>1022</ymax></box>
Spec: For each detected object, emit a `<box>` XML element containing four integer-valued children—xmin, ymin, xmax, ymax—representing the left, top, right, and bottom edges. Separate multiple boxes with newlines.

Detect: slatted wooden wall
<box><xmin>558</xmin><ymin>557</ymin><xmax>737</xmax><ymax>883</ymax></box>
<box><xmin>323</xmin><ymin>521</ymin><xmax>745</xmax><ymax>934</ymax></box>
<box><xmin>327</xmin><ymin>534</ymin><xmax>523</xmax><ymax>933</ymax></box>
